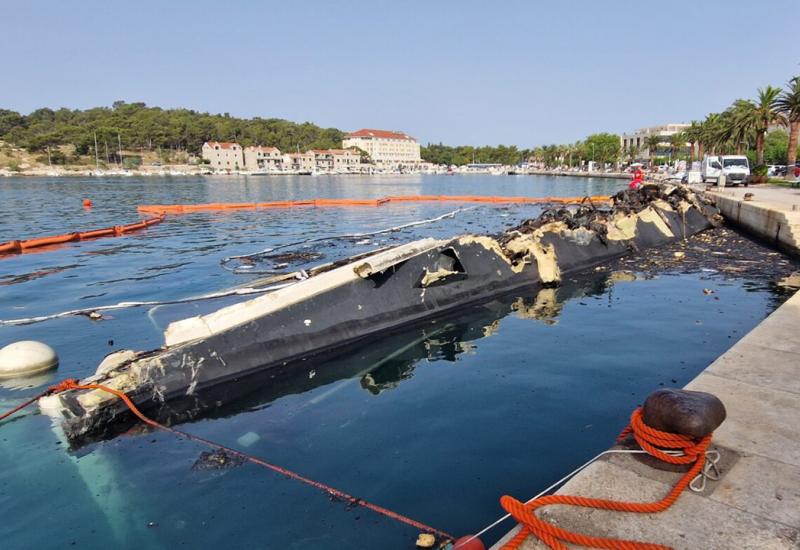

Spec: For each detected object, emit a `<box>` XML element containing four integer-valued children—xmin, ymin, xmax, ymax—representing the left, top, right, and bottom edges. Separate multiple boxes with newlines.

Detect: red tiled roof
<box><xmin>205</xmin><ymin>141</ymin><xmax>240</xmax><ymax>149</ymax></box>
<box><xmin>246</xmin><ymin>146</ymin><xmax>280</xmax><ymax>153</ymax></box>
<box><xmin>344</xmin><ymin>129</ymin><xmax>415</xmax><ymax>141</ymax></box>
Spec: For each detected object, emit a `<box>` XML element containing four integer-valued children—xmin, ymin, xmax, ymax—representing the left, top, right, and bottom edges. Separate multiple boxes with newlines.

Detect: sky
<box><xmin>1</xmin><ymin>0</ymin><xmax>799</xmax><ymax>147</ymax></box>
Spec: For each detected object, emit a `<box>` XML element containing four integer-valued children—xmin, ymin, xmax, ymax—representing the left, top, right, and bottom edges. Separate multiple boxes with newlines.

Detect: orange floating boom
<box><xmin>0</xmin><ymin>214</ymin><xmax>165</xmax><ymax>256</ymax></box>
<box><xmin>137</xmin><ymin>195</ymin><xmax>611</xmax><ymax>215</ymax></box>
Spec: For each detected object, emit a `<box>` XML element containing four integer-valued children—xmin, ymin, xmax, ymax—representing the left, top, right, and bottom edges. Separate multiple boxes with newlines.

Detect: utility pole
<box><xmin>93</xmin><ymin>131</ymin><xmax>100</xmax><ymax>169</ymax></box>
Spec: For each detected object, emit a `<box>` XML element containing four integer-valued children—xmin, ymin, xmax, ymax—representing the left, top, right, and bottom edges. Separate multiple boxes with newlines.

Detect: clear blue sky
<box><xmin>2</xmin><ymin>1</ymin><xmax>798</xmax><ymax>147</ymax></box>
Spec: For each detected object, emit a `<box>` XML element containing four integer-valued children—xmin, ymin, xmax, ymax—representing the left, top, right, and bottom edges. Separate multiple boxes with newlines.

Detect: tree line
<box><xmin>420</xmin><ymin>143</ymin><xmax>531</xmax><ymax>166</ymax></box>
<box><xmin>621</xmin><ymin>76</ymin><xmax>800</xmax><ymax>173</ymax></box>
<box><xmin>678</xmin><ymin>76</ymin><xmax>800</xmax><ymax>172</ymax></box>
<box><xmin>0</xmin><ymin>101</ymin><xmax>345</xmax><ymax>160</ymax></box>
<box><xmin>532</xmin><ymin>75</ymin><xmax>800</xmax><ymax>177</ymax></box>
<box><xmin>0</xmin><ymin>101</ymin><xmax>536</xmax><ymax>167</ymax></box>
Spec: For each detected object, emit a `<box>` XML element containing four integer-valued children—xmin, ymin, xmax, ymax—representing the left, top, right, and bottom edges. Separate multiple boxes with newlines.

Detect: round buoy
<box><xmin>0</xmin><ymin>341</ymin><xmax>59</xmax><ymax>379</ymax></box>
<box><xmin>83</xmin><ymin>199</ymin><xmax>93</xmax><ymax>208</ymax></box>
<box><xmin>453</xmin><ymin>536</ymin><xmax>485</xmax><ymax>550</ymax></box>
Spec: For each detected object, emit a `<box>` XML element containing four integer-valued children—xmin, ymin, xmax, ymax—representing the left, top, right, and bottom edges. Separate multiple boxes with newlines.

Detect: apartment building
<box><xmin>201</xmin><ymin>141</ymin><xmax>244</xmax><ymax>170</ymax></box>
<box><xmin>282</xmin><ymin>152</ymin><xmax>315</xmax><ymax>172</ymax></box>
<box><xmin>620</xmin><ymin>124</ymin><xmax>690</xmax><ymax>158</ymax></box>
<box><xmin>342</xmin><ymin>129</ymin><xmax>421</xmax><ymax>167</ymax></box>
<box><xmin>244</xmin><ymin>146</ymin><xmax>282</xmax><ymax>171</ymax></box>
<box><xmin>310</xmin><ymin>149</ymin><xmax>361</xmax><ymax>172</ymax></box>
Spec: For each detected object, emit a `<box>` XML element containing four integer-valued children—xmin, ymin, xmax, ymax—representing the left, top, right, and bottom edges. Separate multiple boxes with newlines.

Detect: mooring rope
<box><xmin>0</xmin><ymin>379</ymin><xmax>455</xmax><ymax>542</ymax></box>
<box><xmin>498</xmin><ymin>408</ymin><xmax>713</xmax><ymax>550</ymax></box>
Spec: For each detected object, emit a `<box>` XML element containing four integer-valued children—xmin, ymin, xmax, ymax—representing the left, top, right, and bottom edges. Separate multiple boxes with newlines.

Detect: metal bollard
<box><xmin>718</xmin><ymin>173</ymin><xmax>726</xmax><ymax>188</ymax></box>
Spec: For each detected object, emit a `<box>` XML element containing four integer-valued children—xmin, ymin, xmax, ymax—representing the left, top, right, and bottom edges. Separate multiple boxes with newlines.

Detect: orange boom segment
<box><xmin>0</xmin><ymin>214</ymin><xmax>165</xmax><ymax>256</ymax></box>
<box><xmin>137</xmin><ymin>194</ymin><xmax>612</xmax><ymax>214</ymax></box>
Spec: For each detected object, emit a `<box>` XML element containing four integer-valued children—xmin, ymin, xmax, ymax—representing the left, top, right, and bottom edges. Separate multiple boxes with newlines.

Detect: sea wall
<box><xmin>711</xmin><ymin>192</ymin><xmax>800</xmax><ymax>255</ymax></box>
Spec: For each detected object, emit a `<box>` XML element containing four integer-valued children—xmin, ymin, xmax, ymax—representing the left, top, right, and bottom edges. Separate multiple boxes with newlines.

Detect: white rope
<box><xmin>0</xmin><ymin>279</ymin><xmax>303</xmax><ymax>326</ymax></box>
<box><xmin>457</xmin><ymin>449</ymin><xmax>648</xmax><ymax>547</ymax></box>
<box><xmin>220</xmin><ymin>206</ymin><xmax>478</xmax><ymax>272</ymax></box>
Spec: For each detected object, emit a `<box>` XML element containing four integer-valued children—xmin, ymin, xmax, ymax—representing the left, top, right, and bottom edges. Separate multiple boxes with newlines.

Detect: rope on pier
<box><xmin>0</xmin><ymin>379</ymin><xmax>456</xmax><ymax>543</ymax></box>
<box><xmin>498</xmin><ymin>408</ymin><xmax>713</xmax><ymax>550</ymax></box>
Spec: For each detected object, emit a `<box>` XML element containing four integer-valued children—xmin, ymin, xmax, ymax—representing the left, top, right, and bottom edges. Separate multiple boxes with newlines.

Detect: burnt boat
<box><xmin>40</xmin><ymin>184</ymin><xmax>720</xmax><ymax>442</ymax></box>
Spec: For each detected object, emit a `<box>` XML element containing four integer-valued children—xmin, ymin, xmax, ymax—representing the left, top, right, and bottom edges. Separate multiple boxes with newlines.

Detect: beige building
<box><xmin>283</xmin><ymin>152</ymin><xmax>315</xmax><ymax>172</ymax></box>
<box><xmin>620</xmin><ymin>124</ymin><xmax>690</xmax><ymax>159</ymax></box>
<box><xmin>202</xmin><ymin>141</ymin><xmax>244</xmax><ymax>171</ymax></box>
<box><xmin>310</xmin><ymin>148</ymin><xmax>361</xmax><ymax>172</ymax></box>
<box><xmin>244</xmin><ymin>146</ymin><xmax>282</xmax><ymax>171</ymax></box>
<box><xmin>342</xmin><ymin>129</ymin><xmax>421</xmax><ymax>167</ymax></box>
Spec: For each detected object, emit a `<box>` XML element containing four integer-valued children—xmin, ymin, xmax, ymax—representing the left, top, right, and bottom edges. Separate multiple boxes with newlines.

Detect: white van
<box><xmin>701</xmin><ymin>155</ymin><xmax>750</xmax><ymax>186</ymax></box>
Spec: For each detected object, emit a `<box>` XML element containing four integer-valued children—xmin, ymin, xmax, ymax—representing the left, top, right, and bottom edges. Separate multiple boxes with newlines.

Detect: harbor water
<box><xmin>0</xmin><ymin>174</ymin><xmax>794</xmax><ymax>549</ymax></box>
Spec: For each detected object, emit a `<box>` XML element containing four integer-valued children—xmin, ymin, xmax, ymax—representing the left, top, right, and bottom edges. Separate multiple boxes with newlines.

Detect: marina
<box><xmin>2</xmin><ymin>174</ymin><xmax>798</xmax><ymax>548</ymax></box>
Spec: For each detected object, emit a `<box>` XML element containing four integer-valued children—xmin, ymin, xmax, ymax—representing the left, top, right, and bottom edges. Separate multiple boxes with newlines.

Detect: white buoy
<box><xmin>0</xmin><ymin>341</ymin><xmax>59</xmax><ymax>379</ymax></box>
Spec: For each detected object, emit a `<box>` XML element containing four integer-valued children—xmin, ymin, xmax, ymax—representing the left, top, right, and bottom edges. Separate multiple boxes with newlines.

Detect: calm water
<box><xmin>0</xmin><ymin>175</ymin><xmax>789</xmax><ymax>549</ymax></box>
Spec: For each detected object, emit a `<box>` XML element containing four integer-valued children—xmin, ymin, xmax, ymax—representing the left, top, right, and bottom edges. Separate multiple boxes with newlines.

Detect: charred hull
<box><xmin>40</xmin><ymin>185</ymin><xmax>720</xmax><ymax>443</ymax></box>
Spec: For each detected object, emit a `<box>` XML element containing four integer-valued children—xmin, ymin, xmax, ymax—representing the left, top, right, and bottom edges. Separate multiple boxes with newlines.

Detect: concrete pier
<box><xmin>702</xmin><ymin>185</ymin><xmax>800</xmax><ymax>256</ymax></box>
<box><xmin>492</xmin><ymin>289</ymin><xmax>800</xmax><ymax>549</ymax></box>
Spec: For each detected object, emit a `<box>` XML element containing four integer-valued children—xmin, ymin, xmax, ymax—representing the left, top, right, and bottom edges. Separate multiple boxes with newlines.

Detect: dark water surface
<box><xmin>0</xmin><ymin>175</ymin><xmax>790</xmax><ymax>549</ymax></box>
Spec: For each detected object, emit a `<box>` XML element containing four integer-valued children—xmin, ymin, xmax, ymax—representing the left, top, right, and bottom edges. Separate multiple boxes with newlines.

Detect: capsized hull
<box><xmin>40</xmin><ymin>185</ymin><xmax>720</xmax><ymax>443</ymax></box>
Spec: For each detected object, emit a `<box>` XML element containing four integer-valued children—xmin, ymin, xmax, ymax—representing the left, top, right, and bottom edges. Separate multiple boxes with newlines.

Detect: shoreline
<box><xmin>0</xmin><ymin>168</ymin><xmax>633</xmax><ymax>179</ymax></box>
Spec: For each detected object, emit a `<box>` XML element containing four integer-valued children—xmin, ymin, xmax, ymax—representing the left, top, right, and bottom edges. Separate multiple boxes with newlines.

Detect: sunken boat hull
<box><xmin>40</xmin><ymin>185</ymin><xmax>720</xmax><ymax>443</ymax></box>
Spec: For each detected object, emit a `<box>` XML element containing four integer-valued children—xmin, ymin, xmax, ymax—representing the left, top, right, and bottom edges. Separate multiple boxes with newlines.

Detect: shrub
<box><xmin>122</xmin><ymin>155</ymin><xmax>142</xmax><ymax>169</ymax></box>
<box><xmin>750</xmin><ymin>164</ymin><xmax>768</xmax><ymax>184</ymax></box>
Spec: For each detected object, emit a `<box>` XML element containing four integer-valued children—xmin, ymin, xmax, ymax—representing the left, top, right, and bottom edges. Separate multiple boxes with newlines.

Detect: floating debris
<box><xmin>778</xmin><ymin>272</ymin><xmax>800</xmax><ymax>290</ymax></box>
<box><xmin>416</xmin><ymin>533</ymin><xmax>436</xmax><ymax>548</ymax></box>
<box><xmin>262</xmin><ymin>251</ymin><xmax>324</xmax><ymax>264</ymax></box>
<box><xmin>192</xmin><ymin>449</ymin><xmax>245</xmax><ymax>471</ymax></box>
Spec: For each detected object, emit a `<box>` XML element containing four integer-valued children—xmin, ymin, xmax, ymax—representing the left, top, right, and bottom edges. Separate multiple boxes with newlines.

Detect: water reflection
<box><xmin>69</xmin><ymin>271</ymin><xmax>617</xmax><ymax>448</ymax></box>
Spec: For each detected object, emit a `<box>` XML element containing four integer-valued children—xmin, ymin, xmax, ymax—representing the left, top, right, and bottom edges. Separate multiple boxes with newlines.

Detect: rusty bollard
<box><xmin>623</xmin><ymin>388</ymin><xmax>727</xmax><ymax>473</ymax></box>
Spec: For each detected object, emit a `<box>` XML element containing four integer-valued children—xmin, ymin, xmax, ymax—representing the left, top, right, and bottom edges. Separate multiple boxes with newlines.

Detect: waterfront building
<box><xmin>283</xmin><ymin>152</ymin><xmax>315</xmax><ymax>172</ymax></box>
<box><xmin>342</xmin><ymin>129</ymin><xmax>421</xmax><ymax>168</ymax></box>
<box><xmin>620</xmin><ymin>124</ymin><xmax>690</xmax><ymax>160</ymax></box>
<box><xmin>244</xmin><ymin>146</ymin><xmax>282</xmax><ymax>171</ymax></box>
<box><xmin>310</xmin><ymin>148</ymin><xmax>361</xmax><ymax>172</ymax></box>
<box><xmin>202</xmin><ymin>141</ymin><xmax>244</xmax><ymax>170</ymax></box>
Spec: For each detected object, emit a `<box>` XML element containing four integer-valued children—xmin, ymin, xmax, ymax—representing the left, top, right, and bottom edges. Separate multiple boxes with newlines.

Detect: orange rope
<box><xmin>0</xmin><ymin>379</ymin><xmax>454</xmax><ymax>541</ymax></box>
<box><xmin>499</xmin><ymin>408</ymin><xmax>712</xmax><ymax>550</ymax></box>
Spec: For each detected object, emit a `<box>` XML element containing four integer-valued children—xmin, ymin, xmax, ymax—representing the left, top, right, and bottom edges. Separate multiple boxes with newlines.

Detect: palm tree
<box><xmin>669</xmin><ymin>132</ymin><xmax>686</xmax><ymax>162</ymax></box>
<box><xmin>645</xmin><ymin>134</ymin><xmax>661</xmax><ymax>167</ymax></box>
<box><xmin>752</xmin><ymin>86</ymin><xmax>786</xmax><ymax>165</ymax></box>
<box><xmin>700</xmin><ymin>113</ymin><xmax>722</xmax><ymax>155</ymax></box>
<box><xmin>685</xmin><ymin>121</ymin><xmax>702</xmax><ymax>162</ymax></box>
<box><xmin>777</xmin><ymin>76</ymin><xmax>800</xmax><ymax>178</ymax></box>
<box><xmin>727</xmin><ymin>100</ymin><xmax>757</xmax><ymax>155</ymax></box>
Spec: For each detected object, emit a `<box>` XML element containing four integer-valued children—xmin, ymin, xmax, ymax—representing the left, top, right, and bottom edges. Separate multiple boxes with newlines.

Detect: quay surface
<box><xmin>701</xmin><ymin>184</ymin><xmax>800</xmax><ymax>255</ymax></box>
<box><xmin>492</xmin><ymin>288</ymin><xmax>800</xmax><ymax>549</ymax></box>
<box><xmin>491</xmin><ymin>187</ymin><xmax>800</xmax><ymax>549</ymax></box>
